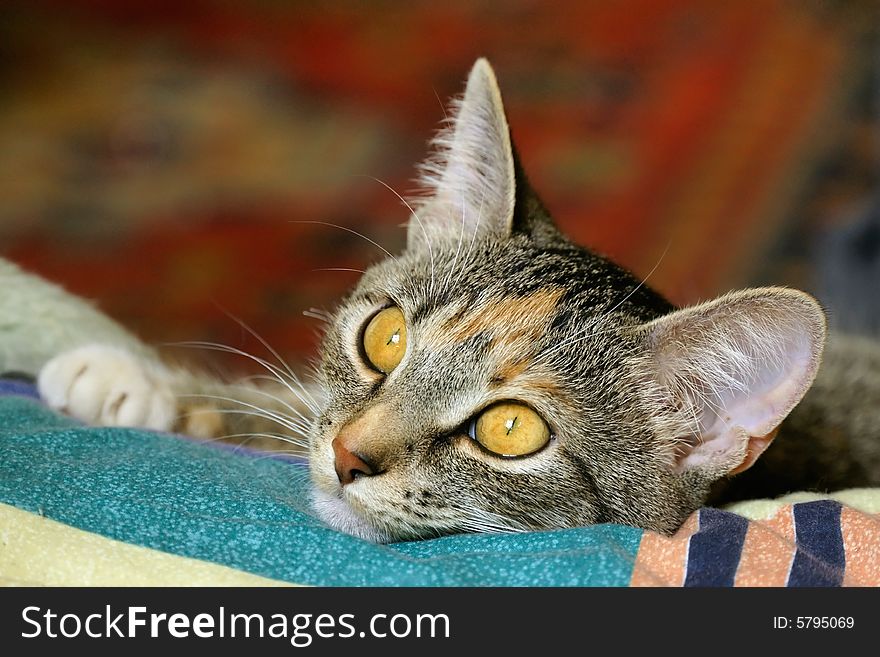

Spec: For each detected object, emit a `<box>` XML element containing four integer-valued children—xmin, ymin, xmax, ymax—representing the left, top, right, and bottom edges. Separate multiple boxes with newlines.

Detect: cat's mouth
<box><xmin>310</xmin><ymin>444</ymin><xmax>454</xmax><ymax>543</ymax></box>
<box><xmin>308</xmin><ymin>439</ymin><xmax>396</xmax><ymax>542</ymax></box>
<box><xmin>311</xmin><ymin>487</ymin><xmax>393</xmax><ymax>543</ymax></box>
<box><xmin>308</xmin><ymin>428</ymin><xmax>482</xmax><ymax>543</ymax></box>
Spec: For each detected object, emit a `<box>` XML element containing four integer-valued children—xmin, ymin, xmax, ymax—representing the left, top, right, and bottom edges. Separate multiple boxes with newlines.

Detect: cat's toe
<box><xmin>38</xmin><ymin>344</ymin><xmax>176</xmax><ymax>431</ymax></box>
<box><xmin>100</xmin><ymin>376</ymin><xmax>176</xmax><ymax>430</ymax></box>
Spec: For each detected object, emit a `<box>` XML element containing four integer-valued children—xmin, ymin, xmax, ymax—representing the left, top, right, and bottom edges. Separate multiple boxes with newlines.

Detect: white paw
<box><xmin>38</xmin><ymin>344</ymin><xmax>177</xmax><ymax>431</ymax></box>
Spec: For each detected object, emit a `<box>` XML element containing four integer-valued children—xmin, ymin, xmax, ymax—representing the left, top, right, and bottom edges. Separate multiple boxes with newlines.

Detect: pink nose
<box><xmin>332</xmin><ymin>436</ymin><xmax>377</xmax><ymax>485</ymax></box>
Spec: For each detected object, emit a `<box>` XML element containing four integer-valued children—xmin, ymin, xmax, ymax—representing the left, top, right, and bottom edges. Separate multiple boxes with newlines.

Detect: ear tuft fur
<box><xmin>407</xmin><ymin>58</ymin><xmax>516</xmax><ymax>251</ymax></box>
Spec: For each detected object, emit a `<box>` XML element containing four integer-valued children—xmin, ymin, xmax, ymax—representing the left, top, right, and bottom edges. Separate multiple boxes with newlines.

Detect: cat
<box><xmin>2</xmin><ymin>58</ymin><xmax>879</xmax><ymax>543</ymax></box>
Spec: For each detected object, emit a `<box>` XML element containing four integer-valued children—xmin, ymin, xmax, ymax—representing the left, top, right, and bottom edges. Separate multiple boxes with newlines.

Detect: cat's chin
<box><xmin>311</xmin><ymin>488</ymin><xmax>393</xmax><ymax>543</ymax></box>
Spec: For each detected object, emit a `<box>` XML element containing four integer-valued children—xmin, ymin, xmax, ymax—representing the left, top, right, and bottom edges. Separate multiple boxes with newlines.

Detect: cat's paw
<box><xmin>38</xmin><ymin>344</ymin><xmax>177</xmax><ymax>431</ymax></box>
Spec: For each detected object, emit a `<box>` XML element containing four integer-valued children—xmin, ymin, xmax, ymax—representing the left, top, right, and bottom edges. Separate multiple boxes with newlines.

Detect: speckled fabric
<box><xmin>0</xmin><ymin>391</ymin><xmax>641</xmax><ymax>586</ymax></box>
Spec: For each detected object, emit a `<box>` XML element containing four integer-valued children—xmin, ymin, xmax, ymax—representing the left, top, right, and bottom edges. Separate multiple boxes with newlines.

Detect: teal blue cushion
<box><xmin>0</xmin><ymin>394</ymin><xmax>642</xmax><ymax>586</ymax></box>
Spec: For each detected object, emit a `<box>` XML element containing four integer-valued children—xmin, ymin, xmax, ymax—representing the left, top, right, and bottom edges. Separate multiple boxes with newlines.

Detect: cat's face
<box><xmin>308</xmin><ymin>59</ymin><xmax>826</xmax><ymax>542</ymax></box>
<box><xmin>310</xmin><ymin>236</ymin><xmax>692</xmax><ymax>541</ymax></box>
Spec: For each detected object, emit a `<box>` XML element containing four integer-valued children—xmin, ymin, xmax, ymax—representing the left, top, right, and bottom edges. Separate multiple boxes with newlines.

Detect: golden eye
<box><xmin>362</xmin><ymin>306</ymin><xmax>407</xmax><ymax>373</ymax></box>
<box><xmin>471</xmin><ymin>402</ymin><xmax>551</xmax><ymax>457</ymax></box>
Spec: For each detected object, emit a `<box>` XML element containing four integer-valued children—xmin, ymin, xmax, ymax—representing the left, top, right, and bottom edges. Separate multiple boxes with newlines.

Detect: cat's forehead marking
<box><xmin>437</xmin><ymin>287</ymin><xmax>564</xmax><ymax>348</ymax></box>
<box><xmin>503</xmin><ymin>374</ymin><xmax>562</xmax><ymax>399</ymax></box>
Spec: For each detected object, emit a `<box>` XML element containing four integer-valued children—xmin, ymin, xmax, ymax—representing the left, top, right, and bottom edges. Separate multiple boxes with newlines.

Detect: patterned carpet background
<box><xmin>1</xmin><ymin>0</ymin><xmax>878</xmax><ymax>372</ymax></box>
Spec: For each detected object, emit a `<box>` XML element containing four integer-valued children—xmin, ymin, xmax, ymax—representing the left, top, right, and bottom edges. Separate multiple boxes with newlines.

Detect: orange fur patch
<box><xmin>526</xmin><ymin>376</ymin><xmax>563</xmax><ymax>397</ymax></box>
<box><xmin>443</xmin><ymin>288</ymin><xmax>563</xmax><ymax>347</ymax></box>
<box><xmin>427</xmin><ymin>288</ymin><xmax>564</xmax><ymax>387</ymax></box>
<box><xmin>176</xmin><ymin>403</ymin><xmax>225</xmax><ymax>439</ymax></box>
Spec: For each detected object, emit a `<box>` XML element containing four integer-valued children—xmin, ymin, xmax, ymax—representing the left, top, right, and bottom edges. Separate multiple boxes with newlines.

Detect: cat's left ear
<box><xmin>641</xmin><ymin>288</ymin><xmax>826</xmax><ymax>478</ymax></box>
<box><xmin>408</xmin><ymin>58</ymin><xmax>517</xmax><ymax>250</ymax></box>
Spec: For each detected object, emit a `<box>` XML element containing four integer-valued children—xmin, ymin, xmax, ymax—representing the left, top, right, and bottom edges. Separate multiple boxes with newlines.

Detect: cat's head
<box><xmin>309</xmin><ymin>59</ymin><xmax>826</xmax><ymax>542</ymax></box>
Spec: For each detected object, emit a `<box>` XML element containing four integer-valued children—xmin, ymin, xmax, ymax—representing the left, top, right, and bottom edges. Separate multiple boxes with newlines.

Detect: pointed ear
<box><xmin>408</xmin><ymin>58</ymin><xmax>516</xmax><ymax>251</ymax></box>
<box><xmin>642</xmin><ymin>288</ymin><xmax>826</xmax><ymax>478</ymax></box>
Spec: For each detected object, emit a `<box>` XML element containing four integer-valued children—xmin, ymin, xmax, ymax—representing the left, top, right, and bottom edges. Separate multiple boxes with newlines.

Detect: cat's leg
<box><xmin>0</xmin><ymin>259</ymin><xmax>152</xmax><ymax>376</ymax></box>
<box><xmin>37</xmin><ymin>343</ymin><xmax>317</xmax><ymax>454</ymax></box>
<box><xmin>1</xmin><ymin>258</ymin><xmax>316</xmax><ymax>450</ymax></box>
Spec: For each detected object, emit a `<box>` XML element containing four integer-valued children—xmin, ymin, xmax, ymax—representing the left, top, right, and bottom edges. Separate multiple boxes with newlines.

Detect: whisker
<box><xmin>202</xmin><ymin>431</ymin><xmax>310</xmax><ymax>450</ymax></box>
<box><xmin>167</xmin><ymin>341</ymin><xmax>306</xmax><ymax>400</ymax></box>
<box><xmin>211</xmin><ymin>430</ymin><xmax>306</xmax><ymax>445</ymax></box>
<box><xmin>227</xmin><ymin>382</ymin><xmax>315</xmax><ymax>425</ymax></box>
<box><xmin>458</xmin><ymin>506</ymin><xmax>527</xmax><ymax>535</ymax></box>
<box><xmin>458</xmin><ymin>515</ymin><xmax>519</xmax><ymax>535</ymax></box>
<box><xmin>431</xmin><ymin>85</ymin><xmax>450</xmax><ymax>123</ymax></box>
<box><xmin>188</xmin><ymin>405</ymin><xmax>311</xmax><ymax>436</ymax></box>
<box><xmin>211</xmin><ymin>307</ymin><xmax>318</xmax><ymax>409</ymax></box>
<box><xmin>361</xmin><ymin>175</ymin><xmax>436</xmax><ymax>299</ymax></box>
<box><xmin>169</xmin><ymin>341</ymin><xmax>319</xmax><ymax>415</ymax></box>
<box><xmin>247</xmin><ymin>450</ymin><xmax>310</xmax><ymax>465</ymax></box>
<box><xmin>312</xmin><ymin>267</ymin><xmax>367</xmax><ymax>274</ymax></box>
<box><xmin>178</xmin><ymin>394</ymin><xmax>311</xmax><ymax>436</ymax></box>
<box><xmin>213</xmin><ymin>436</ymin><xmax>307</xmax><ymax>462</ymax></box>
<box><xmin>201</xmin><ymin>433</ymin><xmax>309</xmax><ymax>461</ymax></box>
<box><xmin>303</xmin><ymin>308</ymin><xmax>333</xmax><ymax>323</ymax></box>
<box><xmin>292</xmin><ymin>219</ymin><xmax>397</xmax><ymax>261</ymax></box>
<box><xmin>188</xmin><ymin>409</ymin><xmax>310</xmax><ymax>445</ymax></box>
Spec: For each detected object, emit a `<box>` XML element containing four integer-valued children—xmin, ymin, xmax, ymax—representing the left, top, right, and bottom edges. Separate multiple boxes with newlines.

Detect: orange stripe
<box><xmin>630</xmin><ymin>513</ymin><xmax>698</xmax><ymax>587</ymax></box>
<box><xmin>840</xmin><ymin>507</ymin><xmax>880</xmax><ymax>586</ymax></box>
<box><xmin>734</xmin><ymin>505</ymin><xmax>796</xmax><ymax>587</ymax></box>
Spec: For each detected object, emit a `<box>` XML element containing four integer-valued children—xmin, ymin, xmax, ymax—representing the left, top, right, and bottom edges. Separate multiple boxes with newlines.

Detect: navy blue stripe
<box><xmin>787</xmin><ymin>500</ymin><xmax>845</xmax><ymax>587</ymax></box>
<box><xmin>684</xmin><ymin>508</ymin><xmax>749</xmax><ymax>587</ymax></box>
<box><xmin>0</xmin><ymin>378</ymin><xmax>39</xmax><ymax>399</ymax></box>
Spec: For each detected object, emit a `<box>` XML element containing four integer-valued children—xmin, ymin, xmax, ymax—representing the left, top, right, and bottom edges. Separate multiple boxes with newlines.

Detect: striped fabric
<box><xmin>631</xmin><ymin>502</ymin><xmax>879</xmax><ymax>587</ymax></box>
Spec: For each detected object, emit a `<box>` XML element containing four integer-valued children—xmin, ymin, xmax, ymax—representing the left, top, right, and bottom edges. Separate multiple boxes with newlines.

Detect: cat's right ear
<box><xmin>639</xmin><ymin>287</ymin><xmax>826</xmax><ymax>480</ymax></box>
<box><xmin>407</xmin><ymin>58</ymin><xmax>517</xmax><ymax>251</ymax></box>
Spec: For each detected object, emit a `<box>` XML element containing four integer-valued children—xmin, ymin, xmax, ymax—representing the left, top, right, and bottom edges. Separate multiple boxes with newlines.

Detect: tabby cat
<box><xmin>3</xmin><ymin>59</ymin><xmax>879</xmax><ymax>542</ymax></box>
